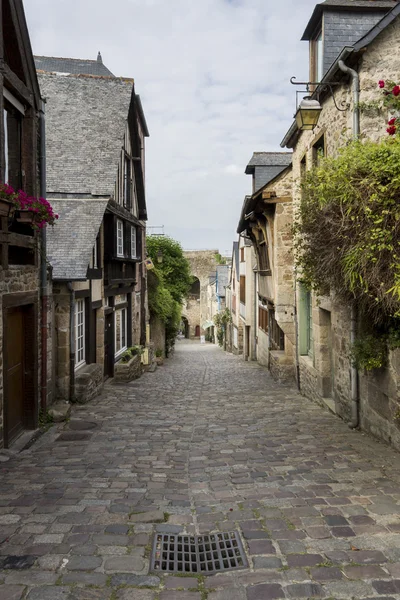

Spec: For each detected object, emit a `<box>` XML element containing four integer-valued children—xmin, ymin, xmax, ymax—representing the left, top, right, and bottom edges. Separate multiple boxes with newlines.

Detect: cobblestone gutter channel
<box><xmin>1</xmin><ymin>340</ymin><xmax>400</xmax><ymax>598</ymax></box>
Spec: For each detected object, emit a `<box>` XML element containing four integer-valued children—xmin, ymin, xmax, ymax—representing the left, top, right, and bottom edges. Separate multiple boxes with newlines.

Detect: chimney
<box><xmin>97</xmin><ymin>51</ymin><xmax>102</xmax><ymax>63</ymax></box>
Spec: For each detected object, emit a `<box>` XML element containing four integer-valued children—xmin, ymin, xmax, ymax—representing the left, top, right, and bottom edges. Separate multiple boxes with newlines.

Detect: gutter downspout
<box><xmin>293</xmin><ymin>267</ymin><xmax>301</xmax><ymax>390</ymax></box>
<box><xmin>253</xmin><ymin>269</ymin><xmax>257</xmax><ymax>361</ymax></box>
<box><xmin>338</xmin><ymin>59</ymin><xmax>360</xmax><ymax>428</ymax></box>
<box><xmin>39</xmin><ymin>100</ymin><xmax>48</xmax><ymax>412</ymax></box>
<box><xmin>67</xmin><ymin>283</ymin><xmax>75</xmax><ymax>403</ymax></box>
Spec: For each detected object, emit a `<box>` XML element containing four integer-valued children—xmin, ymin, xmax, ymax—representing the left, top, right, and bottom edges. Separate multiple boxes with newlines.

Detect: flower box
<box><xmin>16</xmin><ymin>209</ymin><xmax>36</xmax><ymax>224</ymax></box>
<box><xmin>114</xmin><ymin>353</ymin><xmax>142</xmax><ymax>383</ymax></box>
<box><xmin>0</xmin><ymin>197</ymin><xmax>15</xmax><ymax>218</ymax></box>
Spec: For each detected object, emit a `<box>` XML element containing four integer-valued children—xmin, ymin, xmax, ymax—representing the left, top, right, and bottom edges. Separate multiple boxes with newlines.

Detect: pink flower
<box><xmin>379</xmin><ymin>80</ymin><xmax>385</xmax><ymax>88</ymax></box>
<box><xmin>388</xmin><ymin>117</ymin><xmax>397</xmax><ymax>125</ymax></box>
<box><xmin>387</xmin><ymin>125</ymin><xmax>397</xmax><ymax>135</ymax></box>
<box><xmin>393</xmin><ymin>85</ymin><xmax>400</xmax><ymax>97</ymax></box>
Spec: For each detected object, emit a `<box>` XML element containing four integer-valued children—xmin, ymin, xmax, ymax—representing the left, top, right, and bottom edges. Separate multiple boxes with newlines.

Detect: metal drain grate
<box><xmin>150</xmin><ymin>531</ymin><xmax>248</xmax><ymax>574</ymax></box>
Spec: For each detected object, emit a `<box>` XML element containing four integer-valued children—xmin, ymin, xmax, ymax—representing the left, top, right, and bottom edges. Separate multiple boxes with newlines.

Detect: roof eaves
<box><xmin>136</xmin><ymin>95</ymin><xmax>150</xmax><ymax>137</ymax></box>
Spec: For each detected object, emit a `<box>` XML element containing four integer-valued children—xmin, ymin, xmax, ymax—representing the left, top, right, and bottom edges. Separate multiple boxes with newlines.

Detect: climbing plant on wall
<box><xmin>295</xmin><ymin>136</ymin><xmax>400</xmax><ymax>329</ymax></box>
<box><xmin>146</xmin><ymin>235</ymin><xmax>192</xmax><ymax>355</ymax></box>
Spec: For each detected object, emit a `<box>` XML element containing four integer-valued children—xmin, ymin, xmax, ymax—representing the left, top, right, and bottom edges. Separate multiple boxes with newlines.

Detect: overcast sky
<box><xmin>24</xmin><ymin>0</ymin><xmax>317</xmax><ymax>253</ymax></box>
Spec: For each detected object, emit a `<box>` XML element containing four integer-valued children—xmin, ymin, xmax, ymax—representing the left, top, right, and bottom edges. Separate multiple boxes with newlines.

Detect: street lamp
<box><xmin>295</xmin><ymin>97</ymin><xmax>322</xmax><ymax>131</ymax></box>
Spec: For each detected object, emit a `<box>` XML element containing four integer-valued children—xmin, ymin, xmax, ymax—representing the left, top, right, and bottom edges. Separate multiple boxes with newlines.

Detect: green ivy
<box><xmin>146</xmin><ymin>236</ymin><xmax>192</xmax><ymax>356</ymax></box>
<box><xmin>213</xmin><ymin>308</ymin><xmax>232</xmax><ymax>347</ymax></box>
<box><xmin>295</xmin><ymin>137</ymin><xmax>400</xmax><ymax>325</ymax></box>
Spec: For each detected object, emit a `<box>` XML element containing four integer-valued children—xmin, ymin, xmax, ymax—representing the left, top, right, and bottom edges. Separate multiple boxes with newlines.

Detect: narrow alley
<box><xmin>1</xmin><ymin>341</ymin><xmax>400</xmax><ymax>600</ymax></box>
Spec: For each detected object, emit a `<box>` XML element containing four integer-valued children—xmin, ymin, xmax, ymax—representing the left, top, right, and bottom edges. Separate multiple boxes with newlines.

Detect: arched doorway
<box><xmin>195</xmin><ymin>325</ymin><xmax>200</xmax><ymax>337</ymax></box>
<box><xmin>181</xmin><ymin>316</ymin><xmax>190</xmax><ymax>339</ymax></box>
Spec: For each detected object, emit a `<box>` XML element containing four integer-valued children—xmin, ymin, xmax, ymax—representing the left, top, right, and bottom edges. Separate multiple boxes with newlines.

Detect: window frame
<box><xmin>239</xmin><ymin>275</ymin><xmax>246</xmax><ymax>305</ymax></box>
<box><xmin>315</xmin><ymin>30</ymin><xmax>323</xmax><ymax>82</ymax></box>
<box><xmin>75</xmin><ymin>298</ymin><xmax>86</xmax><ymax>369</ymax></box>
<box><xmin>116</xmin><ymin>219</ymin><xmax>124</xmax><ymax>257</ymax></box>
<box><xmin>3</xmin><ymin>96</ymin><xmax>23</xmax><ymax>189</ymax></box>
<box><xmin>115</xmin><ymin>306</ymin><xmax>128</xmax><ymax>358</ymax></box>
<box><xmin>131</xmin><ymin>225</ymin><xmax>137</xmax><ymax>259</ymax></box>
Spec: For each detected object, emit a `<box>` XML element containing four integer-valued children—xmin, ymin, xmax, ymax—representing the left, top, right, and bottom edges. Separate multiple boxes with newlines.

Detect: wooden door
<box><xmin>5</xmin><ymin>307</ymin><xmax>25</xmax><ymax>446</ymax></box>
<box><xmin>104</xmin><ymin>312</ymin><xmax>114</xmax><ymax>378</ymax></box>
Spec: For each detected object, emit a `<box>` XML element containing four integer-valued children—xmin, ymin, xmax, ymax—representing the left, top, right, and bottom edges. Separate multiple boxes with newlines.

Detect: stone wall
<box><xmin>184</xmin><ymin>250</ymin><xmax>219</xmax><ymax>336</ymax></box>
<box><xmin>181</xmin><ymin>296</ymin><xmax>200</xmax><ymax>338</ymax></box>
<box><xmin>150</xmin><ymin>316</ymin><xmax>166</xmax><ymax>356</ymax></box>
<box><xmin>270</xmin><ymin>350</ymin><xmax>295</xmax><ymax>383</ymax></box>
<box><xmin>75</xmin><ymin>364</ymin><xmax>103</xmax><ymax>404</ymax></box>
<box><xmin>290</xmin><ymin>15</ymin><xmax>400</xmax><ymax>443</ymax></box>
<box><xmin>114</xmin><ymin>354</ymin><xmax>142</xmax><ymax>383</ymax></box>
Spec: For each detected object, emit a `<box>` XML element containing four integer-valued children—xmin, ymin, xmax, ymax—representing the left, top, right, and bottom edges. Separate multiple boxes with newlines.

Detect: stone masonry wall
<box><xmin>184</xmin><ymin>251</ymin><xmax>219</xmax><ymax>337</ymax></box>
<box><xmin>181</xmin><ymin>296</ymin><xmax>201</xmax><ymax>338</ymax></box>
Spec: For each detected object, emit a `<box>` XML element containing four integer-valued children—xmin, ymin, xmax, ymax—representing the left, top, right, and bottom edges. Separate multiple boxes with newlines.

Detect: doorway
<box><xmin>4</xmin><ymin>304</ymin><xmax>36</xmax><ymax>447</ymax></box>
<box><xmin>195</xmin><ymin>325</ymin><xmax>200</xmax><ymax>337</ymax></box>
<box><xmin>104</xmin><ymin>312</ymin><xmax>114</xmax><ymax>378</ymax></box>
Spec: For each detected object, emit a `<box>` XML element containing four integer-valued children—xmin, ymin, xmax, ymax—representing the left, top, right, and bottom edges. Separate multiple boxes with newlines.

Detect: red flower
<box><xmin>388</xmin><ymin>117</ymin><xmax>397</xmax><ymax>125</ymax></box>
<box><xmin>387</xmin><ymin>125</ymin><xmax>397</xmax><ymax>135</ymax></box>
<box><xmin>378</xmin><ymin>80</ymin><xmax>385</xmax><ymax>88</ymax></box>
<box><xmin>393</xmin><ymin>85</ymin><xmax>400</xmax><ymax>96</ymax></box>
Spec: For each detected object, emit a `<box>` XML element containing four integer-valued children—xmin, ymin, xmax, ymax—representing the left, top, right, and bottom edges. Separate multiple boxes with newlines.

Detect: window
<box><xmin>115</xmin><ymin>307</ymin><xmax>127</xmax><ymax>357</ymax></box>
<box><xmin>259</xmin><ymin>305</ymin><xmax>268</xmax><ymax>333</ymax></box>
<box><xmin>299</xmin><ymin>284</ymin><xmax>313</xmax><ymax>358</ymax></box>
<box><xmin>131</xmin><ymin>226</ymin><xmax>137</xmax><ymax>259</ymax></box>
<box><xmin>312</xmin><ymin>135</ymin><xmax>325</xmax><ymax>166</ymax></box>
<box><xmin>117</xmin><ymin>219</ymin><xmax>124</xmax><ymax>257</ymax></box>
<box><xmin>92</xmin><ymin>234</ymin><xmax>100</xmax><ymax>269</ymax></box>
<box><xmin>75</xmin><ymin>299</ymin><xmax>85</xmax><ymax>368</ymax></box>
<box><xmin>240</xmin><ymin>276</ymin><xmax>246</xmax><ymax>304</ymax></box>
<box><xmin>314</xmin><ymin>31</ymin><xmax>323</xmax><ymax>82</ymax></box>
<box><xmin>124</xmin><ymin>156</ymin><xmax>131</xmax><ymax>209</ymax></box>
<box><xmin>270</xmin><ymin>309</ymin><xmax>285</xmax><ymax>351</ymax></box>
<box><xmin>3</xmin><ymin>102</ymin><xmax>22</xmax><ymax>189</ymax></box>
<box><xmin>258</xmin><ymin>241</ymin><xmax>270</xmax><ymax>272</ymax></box>
<box><xmin>240</xmin><ymin>247</ymin><xmax>245</xmax><ymax>262</ymax></box>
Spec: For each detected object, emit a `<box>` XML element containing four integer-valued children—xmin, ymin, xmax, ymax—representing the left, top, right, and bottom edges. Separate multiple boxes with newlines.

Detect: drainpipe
<box><xmin>39</xmin><ymin>100</ymin><xmax>48</xmax><ymax>412</ymax></box>
<box><xmin>293</xmin><ymin>266</ymin><xmax>301</xmax><ymax>390</ymax></box>
<box><xmin>338</xmin><ymin>59</ymin><xmax>360</xmax><ymax>428</ymax></box>
<box><xmin>253</xmin><ymin>269</ymin><xmax>257</xmax><ymax>361</ymax></box>
<box><xmin>67</xmin><ymin>283</ymin><xmax>75</xmax><ymax>402</ymax></box>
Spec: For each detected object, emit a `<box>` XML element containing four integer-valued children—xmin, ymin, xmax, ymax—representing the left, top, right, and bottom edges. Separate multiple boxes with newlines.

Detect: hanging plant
<box><xmin>13</xmin><ymin>190</ymin><xmax>58</xmax><ymax>229</ymax></box>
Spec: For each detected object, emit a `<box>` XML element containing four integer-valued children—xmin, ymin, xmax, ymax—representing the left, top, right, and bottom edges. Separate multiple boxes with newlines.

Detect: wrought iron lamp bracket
<box><xmin>290</xmin><ymin>77</ymin><xmax>349</xmax><ymax>112</ymax></box>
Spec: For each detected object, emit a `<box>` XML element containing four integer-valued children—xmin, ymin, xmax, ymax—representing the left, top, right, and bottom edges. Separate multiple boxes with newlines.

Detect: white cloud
<box><xmin>24</xmin><ymin>0</ymin><xmax>317</xmax><ymax>250</ymax></box>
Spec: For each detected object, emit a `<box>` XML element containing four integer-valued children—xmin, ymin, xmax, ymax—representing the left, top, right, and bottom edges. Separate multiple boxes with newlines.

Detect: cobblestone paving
<box><xmin>1</xmin><ymin>341</ymin><xmax>400</xmax><ymax>598</ymax></box>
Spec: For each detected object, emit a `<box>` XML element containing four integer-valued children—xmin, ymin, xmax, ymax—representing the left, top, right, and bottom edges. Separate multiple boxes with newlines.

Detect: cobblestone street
<box><xmin>1</xmin><ymin>340</ymin><xmax>400</xmax><ymax>599</ymax></box>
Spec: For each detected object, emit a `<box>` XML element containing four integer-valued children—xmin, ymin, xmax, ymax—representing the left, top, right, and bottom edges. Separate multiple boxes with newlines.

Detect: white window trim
<box><xmin>131</xmin><ymin>226</ymin><xmax>137</xmax><ymax>259</ymax></box>
<box><xmin>115</xmin><ymin>307</ymin><xmax>128</xmax><ymax>358</ymax></box>
<box><xmin>4</xmin><ymin>89</ymin><xmax>25</xmax><ymax>115</ymax></box>
<box><xmin>93</xmin><ymin>239</ymin><xmax>98</xmax><ymax>269</ymax></box>
<box><xmin>117</xmin><ymin>219</ymin><xmax>124</xmax><ymax>257</ymax></box>
<box><xmin>75</xmin><ymin>299</ymin><xmax>86</xmax><ymax>369</ymax></box>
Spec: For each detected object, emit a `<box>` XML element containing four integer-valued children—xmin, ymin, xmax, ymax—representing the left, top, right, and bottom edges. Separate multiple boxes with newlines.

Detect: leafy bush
<box><xmin>120</xmin><ymin>346</ymin><xmax>143</xmax><ymax>363</ymax></box>
<box><xmin>213</xmin><ymin>308</ymin><xmax>232</xmax><ymax>347</ymax></box>
<box><xmin>295</xmin><ymin>137</ymin><xmax>400</xmax><ymax>325</ymax></box>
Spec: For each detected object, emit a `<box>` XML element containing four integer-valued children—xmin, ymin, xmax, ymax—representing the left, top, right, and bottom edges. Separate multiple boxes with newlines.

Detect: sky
<box><xmin>24</xmin><ymin>0</ymin><xmax>317</xmax><ymax>254</ymax></box>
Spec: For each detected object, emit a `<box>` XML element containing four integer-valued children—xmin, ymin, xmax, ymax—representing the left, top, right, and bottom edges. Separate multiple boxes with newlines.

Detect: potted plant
<box><xmin>0</xmin><ymin>183</ymin><xmax>17</xmax><ymax>218</ymax></box>
<box><xmin>155</xmin><ymin>349</ymin><xmax>164</xmax><ymax>366</ymax></box>
<box><xmin>13</xmin><ymin>191</ymin><xmax>58</xmax><ymax>229</ymax></box>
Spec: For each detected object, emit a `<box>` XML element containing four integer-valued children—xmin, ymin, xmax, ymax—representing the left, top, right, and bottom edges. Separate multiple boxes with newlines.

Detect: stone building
<box><xmin>237</xmin><ymin>161</ymin><xmax>295</xmax><ymax>380</ymax></box>
<box><xmin>36</xmin><ymin>55</ymin><xmax>149</xmax><ymax>403</ymax></box>
<box><xmin>281</xmin><ymin>0</ymin><xmax>400</xmax><ymax>447</ymax></box>
<box><xmin>0</xmin><ymin>0</ymin><xmax>54</xmax><ymax>447</ymax></box>
<box><xmin>182</xmin><ymin>250</ymin><xmax>219</xmax><ymax>339</ymax></box>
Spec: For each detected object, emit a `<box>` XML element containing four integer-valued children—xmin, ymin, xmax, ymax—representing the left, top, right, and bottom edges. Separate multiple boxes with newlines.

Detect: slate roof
<box><xmin>34</xmin><ymin>55</ymin><xmax>115</xmax><ymax>77</ymax></box>
<box><xmin>38</xmin><ymin>72</ymin><xmax>135</xmax><ymax>197</ymax></box>
<box><xmin>47</xmin><ymin>200</ymin><xmax>108</xmax><ymax>280</ymax></box>
<box><xmin>302</xmin><ymin>0</ymin><xmax>396</xmax><ymax>39</ymax></box>
<box><xmin>245</xmin><ymin>152</ymin><xmax>293</xmax><ymax>171</ymax></box>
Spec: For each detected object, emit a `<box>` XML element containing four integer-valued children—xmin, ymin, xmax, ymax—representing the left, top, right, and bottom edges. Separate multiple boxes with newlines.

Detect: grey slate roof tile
<box><xmin>37</xmin><ymin>72</ymin><xmax>134</xmax><ymax>197</ymax></box>
<box><xmin>245</xmin><ymin>152</ymin><xmax>292</xmax><ymax>169</ymax></box>
<box><xmin>34</xmin><ymin>55</ymin><xmax>114</xmax><ymax>77</ymax></box>
<box><xmin>47</xmin><ymin>199</ymin><xmax>108</xmax><ymax>280</ymax></box>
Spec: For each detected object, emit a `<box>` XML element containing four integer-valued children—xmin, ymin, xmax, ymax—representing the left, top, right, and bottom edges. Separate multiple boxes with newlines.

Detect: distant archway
<box><xmin>189</xmin><ymin>277</ymin><xmax>200</xmax><ymax>299</ymax></box>
<box><xmin>181</xmin><ymin>316</ymin><xmax>190</xmax><ymax>339</ymax></box>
